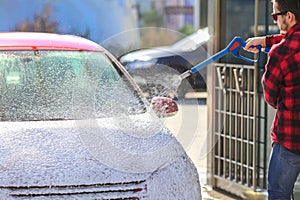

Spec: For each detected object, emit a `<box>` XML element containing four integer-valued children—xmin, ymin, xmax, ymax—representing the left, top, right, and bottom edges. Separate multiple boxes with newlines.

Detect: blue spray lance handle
<box><xmin>263</xmin><ymin>47</ymin><xmax>271</xmax><ymax>53</ymax></box>
<box><xmin>180</xmin><ymin>36</ymin><xmax>262</xmax><ymax>79</ymax></box>
<box><xmin>229</xmin><ymin>36</ymin><xmax>262</xmax><ymax>62</ymax></box>
<box><xmin>191</xmin><ymin>36</ymin><xmax>260</xmax><ymax>73</ymax></box>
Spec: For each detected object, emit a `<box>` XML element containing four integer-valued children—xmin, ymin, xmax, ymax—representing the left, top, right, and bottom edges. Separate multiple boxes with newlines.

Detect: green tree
<box><xmin>179</xmin><ymin>23</ymin><xmax>194</xmax><ymax>35</ymax></box>
<box><xmin>141</xmin><ymin>10</ymin><xmax>163</xmax><ymax>27</ymax></box>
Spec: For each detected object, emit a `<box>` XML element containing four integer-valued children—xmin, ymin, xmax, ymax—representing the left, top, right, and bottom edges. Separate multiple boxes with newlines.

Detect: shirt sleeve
<box><xmin>261</xmin><ymin>50</ymin><xmax>282</xmax><ymax>109</ymax></box>
<box><xmin>266</xmin><ymin>34</ymin><xmax>284</xmax><ymax>47</ymax></box>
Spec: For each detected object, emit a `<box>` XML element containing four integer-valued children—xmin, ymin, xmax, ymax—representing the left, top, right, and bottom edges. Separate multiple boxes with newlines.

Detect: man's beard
<box><xmin>279</xmin><ymin>18</ymin><xmax>289</xmax><ymax>33</ymax></box>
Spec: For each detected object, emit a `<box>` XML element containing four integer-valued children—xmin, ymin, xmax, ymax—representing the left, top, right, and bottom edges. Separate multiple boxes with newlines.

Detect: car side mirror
<box><xmin>150</xmin><ymin>97</ymin><xmax>178</xmax><ymax>118</ymax></box>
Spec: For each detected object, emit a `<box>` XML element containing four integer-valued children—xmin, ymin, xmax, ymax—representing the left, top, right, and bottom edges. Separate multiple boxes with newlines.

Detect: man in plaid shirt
<box><xmin>245</xmin><ymin>0</ymin><xmax>300</xmax><ymax>199</ymax></box>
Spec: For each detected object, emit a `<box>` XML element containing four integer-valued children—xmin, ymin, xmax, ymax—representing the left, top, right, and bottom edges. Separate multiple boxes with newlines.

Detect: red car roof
<box><xmin>0</xmin><ymin>32</ymin><xmax>105</xmax><ymax>51</ymax></box>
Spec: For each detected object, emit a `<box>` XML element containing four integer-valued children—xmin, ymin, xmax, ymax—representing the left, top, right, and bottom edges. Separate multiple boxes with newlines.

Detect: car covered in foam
<box><xmin>0</xmin><ymin>32</ymin><xmax>201</xmax><ymax>199</ymax></box>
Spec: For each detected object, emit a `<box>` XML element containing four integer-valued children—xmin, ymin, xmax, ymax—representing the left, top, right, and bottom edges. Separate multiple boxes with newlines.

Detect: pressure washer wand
<box><xmin>179</xmin><ymin>36</ymin><xmax>262</xmax><ymax>80</ymax></box>
<box><xmin>180</xmin><ymin>48</ymin><xmax>229</xmax><ymax>80</ymax></box>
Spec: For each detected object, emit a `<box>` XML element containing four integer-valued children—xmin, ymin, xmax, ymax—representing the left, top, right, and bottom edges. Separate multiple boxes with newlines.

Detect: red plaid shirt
<box><xmin>263</xmin><ymin>22</ymin><xmax>300</xmax><ymax>153</ymax></box>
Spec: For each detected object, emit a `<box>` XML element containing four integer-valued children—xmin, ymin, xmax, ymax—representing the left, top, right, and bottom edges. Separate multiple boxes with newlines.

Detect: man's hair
<box><xmin>273</xmin><ymin>0</ymin><xmax>300</xmax><ymax>21</ymax></box>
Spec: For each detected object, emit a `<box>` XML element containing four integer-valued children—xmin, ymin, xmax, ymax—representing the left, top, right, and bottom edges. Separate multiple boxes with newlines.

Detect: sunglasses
<box><xmin>271</xmin><ymin>11</ymin><xmax>288</xmax><ymax>21</ymax></box>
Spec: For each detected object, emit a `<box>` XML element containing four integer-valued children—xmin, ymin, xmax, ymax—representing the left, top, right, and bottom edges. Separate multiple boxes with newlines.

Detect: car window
<box><xmin>0</xmin><ymin>50</ymin><xmax>146</xmax><ymax>121</ymax></box>
<box><xmin>171</xmin><ymin>28</ymin><xmax>209</xmax><ymax>51</ymax></box>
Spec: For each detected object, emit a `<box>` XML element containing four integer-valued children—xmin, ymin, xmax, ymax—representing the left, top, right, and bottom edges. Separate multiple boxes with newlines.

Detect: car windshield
<box><xmin>0</xmin><ymin>50</ymin><xmax>146</xmax><ymax>121</ymax></box>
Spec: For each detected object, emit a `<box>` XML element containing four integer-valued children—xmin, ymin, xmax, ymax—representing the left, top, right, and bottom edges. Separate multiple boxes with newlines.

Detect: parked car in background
<box><xmin>119</xmin><ymin>27</ymin><xmax>209</xmax><ymax>99</ymax></box>
<box><xmin>0</xmin><ymin>32</ymin><xmax>201</xmax><ymax>199</ymax></box>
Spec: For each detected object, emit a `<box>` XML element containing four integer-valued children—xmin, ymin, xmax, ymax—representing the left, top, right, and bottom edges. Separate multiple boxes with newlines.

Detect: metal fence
<box><xmin>212</xmin><ymin>63</ymin><xmax>269</xmax><ymax>197</ymax></box>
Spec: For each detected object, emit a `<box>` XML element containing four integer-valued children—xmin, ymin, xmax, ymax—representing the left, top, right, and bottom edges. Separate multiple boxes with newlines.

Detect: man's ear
<box><xmin>287</xmin><ymin>11</ymin><xmax>296</xmax><ymax>22</ymax></box>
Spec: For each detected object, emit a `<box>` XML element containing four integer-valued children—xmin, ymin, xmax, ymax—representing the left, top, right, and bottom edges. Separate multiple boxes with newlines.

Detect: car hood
<box><xmin>0</xmin><ymin>116</ymin><xmax>185</xmax><ymax>187</ymax></box>
<box><xmin>120</xmin><ymin>46</ymin><xmax>181</xmax><ymax>63</ymax></box>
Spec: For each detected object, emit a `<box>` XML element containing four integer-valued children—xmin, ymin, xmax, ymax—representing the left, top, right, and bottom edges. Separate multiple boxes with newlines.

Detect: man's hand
<box><xmin>244</xmin><ymin>36</ymin><xmax>266</xmax><ymax>53</ymax></box>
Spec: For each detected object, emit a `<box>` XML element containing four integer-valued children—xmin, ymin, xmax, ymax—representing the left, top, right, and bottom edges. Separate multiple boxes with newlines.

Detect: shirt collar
<box><xmin>285</xmin><ymin>22</ymin><xmax>300</xmax><ymax>38</ymax></box>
